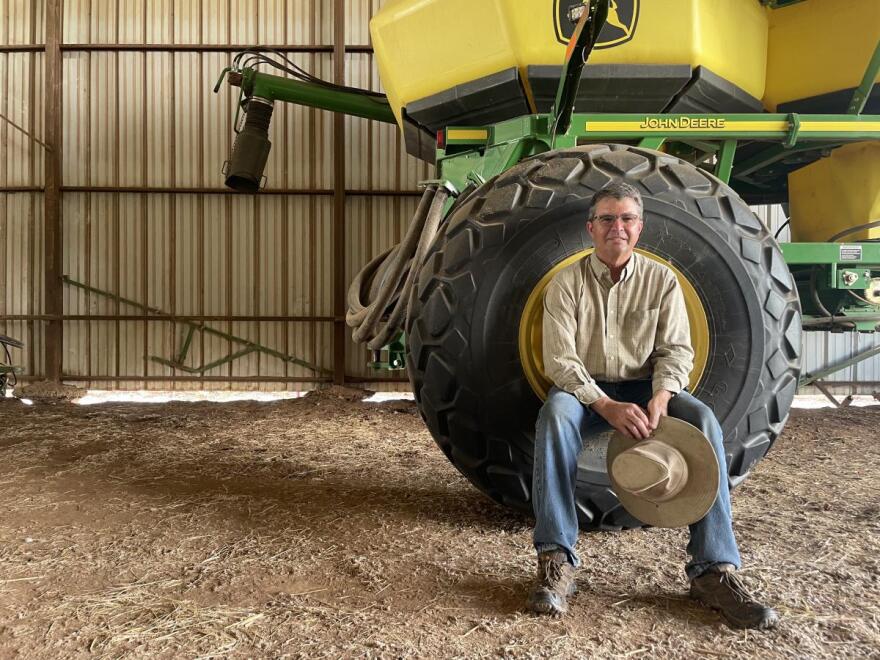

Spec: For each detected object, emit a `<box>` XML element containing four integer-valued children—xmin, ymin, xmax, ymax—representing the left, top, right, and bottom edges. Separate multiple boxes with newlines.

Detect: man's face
<box><xmin>587</xmin><ymin>196</ymin><xmax>644</xmax><ymax>264</ymax></box>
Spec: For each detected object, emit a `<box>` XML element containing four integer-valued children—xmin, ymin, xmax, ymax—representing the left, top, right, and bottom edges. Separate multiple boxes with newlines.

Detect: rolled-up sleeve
<box><xmin>542</xmin><ymin>272</ymin><xmax>607</xmax><ymax>406</ymax></box>
<box><xmin>650</xmin><ymin>273</ymin><xmax>695</xmax><ymax>395</ymax></box>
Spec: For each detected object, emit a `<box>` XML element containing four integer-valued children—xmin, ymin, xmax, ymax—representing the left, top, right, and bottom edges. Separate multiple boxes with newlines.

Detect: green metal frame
<box><xmin>62</xmin><ymin>276</ymin><xmax>333</xmax><ymax>376</ymax></box>
<box><xmin>435</xmin><ymin>112</ymin><xmax>880</xmax><ymax>192</ymax></box>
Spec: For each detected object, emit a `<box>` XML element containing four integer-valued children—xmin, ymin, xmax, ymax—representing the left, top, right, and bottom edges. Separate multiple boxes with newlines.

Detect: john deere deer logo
<box><xmin>554</xmin><ymin>0</ymin><xmax>639</xmax><ymax>48</ymax></box>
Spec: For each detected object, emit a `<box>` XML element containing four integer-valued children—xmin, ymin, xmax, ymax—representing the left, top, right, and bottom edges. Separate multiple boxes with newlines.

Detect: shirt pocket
<box><xmin>622</xmin><ymin>307</ymin><xmax>660</xmax><ymax>367</ymax></box>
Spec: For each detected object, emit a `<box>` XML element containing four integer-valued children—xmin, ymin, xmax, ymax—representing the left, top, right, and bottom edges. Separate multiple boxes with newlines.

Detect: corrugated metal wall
<box><xmin>0</xmin><ymin>1</ymin><xmax>46</xmax><ymax>380</ymax></box>
<box><xmin>0</xmin><ymin>1</ymin><xmax>875</xmax><ymax>394</ymax></box>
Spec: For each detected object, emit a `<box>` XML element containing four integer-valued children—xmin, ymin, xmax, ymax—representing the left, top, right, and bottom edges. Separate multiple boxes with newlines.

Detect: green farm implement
<box><xmin>217</xmin><ymin>0</ymin><xmax>880</xmax><ymax>529</ymax></box>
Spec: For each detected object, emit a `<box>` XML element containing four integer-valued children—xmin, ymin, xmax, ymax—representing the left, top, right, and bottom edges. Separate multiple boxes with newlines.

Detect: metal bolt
<box><xmin>842</xmin><ymin>271</ymin><xmax>858</xmax><ymax>286</ymax></box>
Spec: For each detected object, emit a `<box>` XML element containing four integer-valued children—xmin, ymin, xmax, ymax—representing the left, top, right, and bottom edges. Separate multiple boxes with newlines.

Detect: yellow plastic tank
<box><xmin>764</xmin><ymin>0</ymin><xmax>880</xmax><ymax>112</ymax></box>
<box><xmin>788</xmin><ymin>143</ymin><xmax>880</xmax><ymax>243</ymax></box>
<box><xmin>370</xmin><ymin>0</ymin><xmax>768</xmax><ymax>126</ymax></box>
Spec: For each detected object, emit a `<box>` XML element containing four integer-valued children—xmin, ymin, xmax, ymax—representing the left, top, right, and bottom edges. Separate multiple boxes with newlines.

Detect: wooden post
<box><xmin>44</xmin><ymin>0</ymin><xmax>63</xmax><ymax>381</ymax></box>
<box><xmin>333</xmin><ymin>0</ymin><xmax>346</xmax><ymax>385</ymax></box>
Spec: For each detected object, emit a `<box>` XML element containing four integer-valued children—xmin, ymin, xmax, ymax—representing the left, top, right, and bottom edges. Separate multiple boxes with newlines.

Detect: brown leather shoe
<box><xmin>527</xmin><ymin>550</ymin><xmax>577</xmax><ymax>616</ymax></box>
<box><xmin>690</xmin><ymin>564</ymin><xmax>779</xmax><ymax>630</ymax></box>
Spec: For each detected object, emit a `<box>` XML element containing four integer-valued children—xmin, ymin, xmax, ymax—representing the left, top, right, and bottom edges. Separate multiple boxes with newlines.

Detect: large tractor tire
<box><xmin>405</xmin><ymin>145</ymin><xmax>801</xmax><ymax>530</ymax></box>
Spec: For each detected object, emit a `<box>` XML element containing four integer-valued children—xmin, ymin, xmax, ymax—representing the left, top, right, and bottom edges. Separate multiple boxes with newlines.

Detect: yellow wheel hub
<box><xmin>518</xmin><ymin>249</ymin><xmax>710</xmax><ymax>400</ymax></box>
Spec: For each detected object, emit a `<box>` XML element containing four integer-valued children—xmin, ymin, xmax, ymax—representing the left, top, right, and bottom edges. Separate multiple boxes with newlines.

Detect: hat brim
<box><xmin>606</xmin><ymin>417</ymin><xmax>720</xmax><ymax>528</ymax></box>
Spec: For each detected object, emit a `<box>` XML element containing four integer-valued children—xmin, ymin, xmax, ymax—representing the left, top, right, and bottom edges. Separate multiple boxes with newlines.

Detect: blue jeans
<box><xmin>533</xmin><ymin>382</ymin><xmax>741</xmax><ymax>580</ymax></box>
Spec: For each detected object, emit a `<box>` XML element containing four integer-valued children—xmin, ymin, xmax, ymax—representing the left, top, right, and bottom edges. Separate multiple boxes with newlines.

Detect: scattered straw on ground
<box><xmin>0</xmin><ymin>393</ymin><xmax>876</xmax><ymax>658</ymax></box>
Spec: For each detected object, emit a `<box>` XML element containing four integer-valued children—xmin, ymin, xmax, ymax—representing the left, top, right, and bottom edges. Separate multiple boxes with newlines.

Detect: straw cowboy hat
<box><xmin>607</xmin><ymin>417</ymin><xmax>720</xmax><ymax>528</ymax></box>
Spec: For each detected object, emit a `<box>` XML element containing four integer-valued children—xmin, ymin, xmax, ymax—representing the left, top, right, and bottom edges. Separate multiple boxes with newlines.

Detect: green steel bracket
<box><xmin>848</xmin><ymin>37</ymin><xmax>880</xmax><ymax>115</ymax></box>
<box><xmin>799</xmin><ymin>345</ymin><xmax>880</xmax><ymax>387</ymax></box>
<box><xmin>638</xmin><ymin>136</ymin><xmax>666</xmax><ymax>150</ymax></box>
<box><xmin>783</xmin><ymin>113</ymin><xmax>801</xmax><ymax>148</ymax></box>
<box><xmin>367</xmin><ymin>332</ymin><xmax>406</xmax><ymax>371</ymax></box>
<box><xmin>834</xmin><ymin>268</ymin><xmax>875</xmax><ymax>290</ymax></box>
<box><xmin>714</xmin><ymin>140</ymin><xmax>737</xmax><ymax>183</ymax></box>
<box><xmin>61</xmin><ymin>276</ymin><xmax>332</xmax><ymax>377</ymax></box>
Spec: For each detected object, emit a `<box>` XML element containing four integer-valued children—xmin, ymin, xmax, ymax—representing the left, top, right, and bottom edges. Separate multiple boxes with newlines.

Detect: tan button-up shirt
<box><xmin>542</xmin><ymin>252</ymin><xmax>694</xmax><ymax>406</ymax></box>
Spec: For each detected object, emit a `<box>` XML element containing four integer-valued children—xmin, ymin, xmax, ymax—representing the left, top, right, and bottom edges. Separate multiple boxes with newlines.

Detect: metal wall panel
<box><xmin>0</xmin><ymin>4</ymin><xmax>45</xmax><ymax>381</ymax></box>
<box><xmin>63</xmin><ymin>1</ymin><xmax>331</xmax><ymax>45</ymax></box>
<box><xmin>1</xmin><ymin>52</ymin><xmax>44</xmax><ymax>187</ymax></box>
<box><xmin>344</xmin><ymin>52</ymin><xmax>432</xmax><ymax>190</ymax></box>
<box><xmin>0</xmin><ymin>0</ymin><xmax>44</xmax><ymax>44</ymax></box>
<box><xmin>60</xmin><ymin>190</ymin><xmax>334</xmax><ymax>390</ymax></box>
<box><xmin>345</xmin><ymin>0</ymin><xmax>378</xmax><ymax>45</ymax></box>
<box><xmin>0</xmin><ymin>192</ymin><xmax>44</xmax><ymax>377</ymax></box>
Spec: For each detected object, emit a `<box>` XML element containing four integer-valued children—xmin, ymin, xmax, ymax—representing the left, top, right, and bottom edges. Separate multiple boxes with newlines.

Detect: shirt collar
<box><xmin>588</xmin><ymin>252</ymin><xmax>638</xmax><ymax>286</ymax></box>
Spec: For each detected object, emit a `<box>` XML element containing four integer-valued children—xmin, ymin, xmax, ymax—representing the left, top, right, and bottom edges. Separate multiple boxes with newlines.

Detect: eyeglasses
<box><xmin>592</xmin><ymin>214</ymin><xmax>642</xmax><ymax>227</ymax></box>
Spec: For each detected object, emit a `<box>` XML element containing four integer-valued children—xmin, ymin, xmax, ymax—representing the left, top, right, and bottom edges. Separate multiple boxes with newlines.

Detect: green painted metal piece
<box><xmin>848</xmin><ymin>37</ymin><xmax>880</xmax><ymax>115</ymax></box>
<box><xmin>799</xmin><ymin>345</ymin><xmax>880</xmax><ymax>387</ymax></box>
<box><xmin>637</xmin><ymin>136</ymin><xmax>666</xmax><ymax>150</ymax></box>
<box><xmin>367</xmin><ymin>332</ymin><xmax>407</xmax><ymax>371</ymax></box>
<box><xmin>243</xmin><ymin>69</ymin><xmax>397</xmax><ymax>124</ymax></box>
<box><xmin>714</xmin><ymin>139</ymin><xmax>737</xmax><ymax>183</ymax></box>
<box><xmin>62</xmin><ymin>276</ymin><xmax>332</xmax><ymax>376</ymax></box>
<box><xmin>152</xmin><ymin>347</ymin><xmax>257</xmax><ymax>374</ymax></box>
<box><xmin>781</xmin><ymin>242</ymin><xmax>880</xmax><ymax>265</ymax></box>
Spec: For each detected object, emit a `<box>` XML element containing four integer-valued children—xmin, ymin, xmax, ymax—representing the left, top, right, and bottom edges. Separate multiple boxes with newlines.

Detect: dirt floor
<box><xmin>0</xmin><ymin>389</ymin><xmax>877</xmax><ymax>659</ymax></box>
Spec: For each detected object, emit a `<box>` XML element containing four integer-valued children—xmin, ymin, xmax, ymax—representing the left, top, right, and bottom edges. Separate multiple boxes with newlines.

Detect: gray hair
<box><xmin>588</xmin><ymin>182</ymin><xmax>644</xmax><ymax>220</ymax></box>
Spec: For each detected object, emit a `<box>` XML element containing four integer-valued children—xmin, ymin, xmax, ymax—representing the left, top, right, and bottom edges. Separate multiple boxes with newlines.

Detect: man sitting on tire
<box><xmin>528</xmin><ymin>181</ymin><xmax>778</xmax><ymax>630</ymax></box>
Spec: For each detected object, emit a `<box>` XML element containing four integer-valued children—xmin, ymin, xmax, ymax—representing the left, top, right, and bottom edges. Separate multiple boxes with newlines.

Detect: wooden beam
<box><xmin>333</xmin><ymin>0</ymin><xmax>347</xmax><ymax>385</ymax></box>
<box><xmin>44</xmin><ymin>0</ymin><xmax>63</xmax><ymax>382</ymax></box>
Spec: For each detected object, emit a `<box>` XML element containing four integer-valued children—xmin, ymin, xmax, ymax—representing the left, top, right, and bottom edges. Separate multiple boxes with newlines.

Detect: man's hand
<box><xmin>591</xmin><ymin>397</ymin><xmax>652</xmax><ymax>440</ymax></box>
<box><xmin>646</xmin><ymin>390</ymin><xmax>673</xmax><ymax>431</ymax></box>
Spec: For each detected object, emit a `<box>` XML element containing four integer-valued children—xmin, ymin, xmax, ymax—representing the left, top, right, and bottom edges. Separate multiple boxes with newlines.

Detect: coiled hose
<box><xmin>346</xmin><ymin>185</ymin><xmax>450</xmax><ymax>350</ymax></box>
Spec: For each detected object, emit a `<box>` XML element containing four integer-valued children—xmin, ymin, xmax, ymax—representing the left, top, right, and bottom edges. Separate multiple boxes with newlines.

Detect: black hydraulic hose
<box><xmin>825</xmin><ymin>219</ymin><xmax>880</xmax><ymax>243</ymax></box>
<box><xmin>802</xmin><ymin>314</ymin><xmax>880</xmax><ymax>327</ymax></box>
<box><xmin>346</xmin><ymin>186</ymin><xmax>449</xmax><ymax>348</ymax></box>
<box><xmin>774</xmin><ymin>218</ymin><xmax>790</xmax><ymax>240</ymax></box>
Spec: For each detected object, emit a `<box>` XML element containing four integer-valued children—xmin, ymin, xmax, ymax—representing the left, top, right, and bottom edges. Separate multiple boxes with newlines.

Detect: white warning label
<box><xmin>840</xmin><ymin>245</ymin><xmax>862</xmax><ymax>261</ymax></box>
